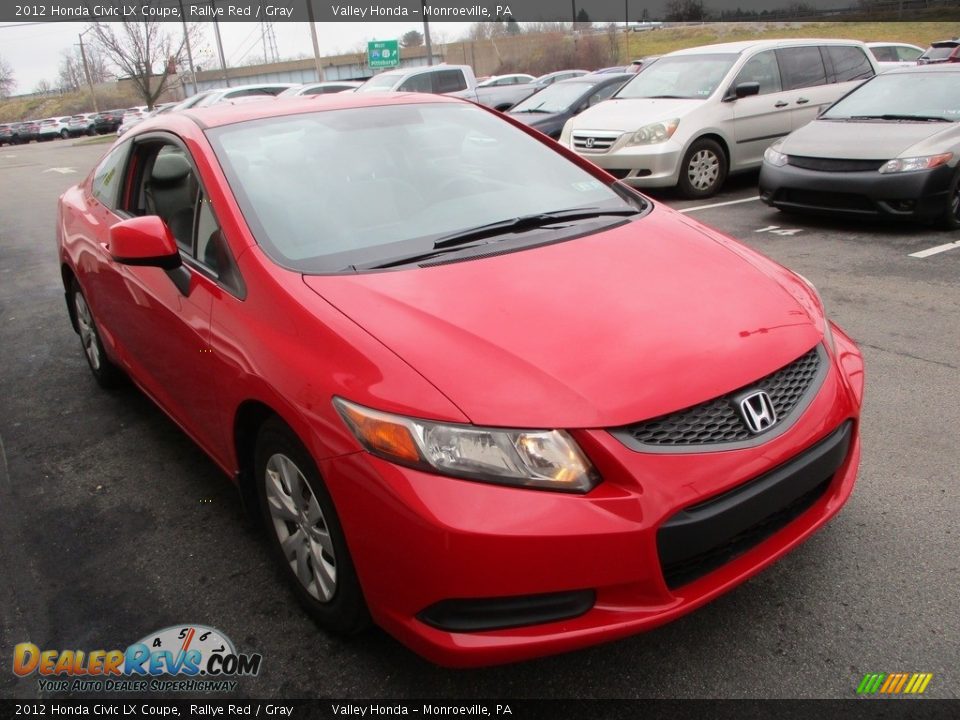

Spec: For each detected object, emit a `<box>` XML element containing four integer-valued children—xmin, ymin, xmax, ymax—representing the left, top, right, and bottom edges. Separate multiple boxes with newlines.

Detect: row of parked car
<box><xmin>0</xmin><ymin>107</ymin><xmax>149</xmax><ymax>145</ymax></box>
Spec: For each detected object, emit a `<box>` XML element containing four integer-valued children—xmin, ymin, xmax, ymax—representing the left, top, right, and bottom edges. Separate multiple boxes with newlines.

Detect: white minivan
<box><xmin>561</xmin><ymin>39</ymin><xmax>879</xmax><ymax>197</ymax></box>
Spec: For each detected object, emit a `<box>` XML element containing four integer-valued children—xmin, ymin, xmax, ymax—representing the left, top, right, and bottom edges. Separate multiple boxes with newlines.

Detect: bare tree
<box><xmin>35</xmin><ymin>79</ymin><xmax>55</xmax><ymax>95</ymax></box>
<box><xmin>90</xmin><ymin>21</ymin><xmax>196</xmax><ymax>110</ymax></box>
<box><xmin>57</xmin><ymin>47</ymin><xmax>111</xmax><ymax>92</ymax></box>
<box><xmin>0</xmin><ymin>55</ymin><xmax>14</xmax><ymax>98</ymax></box>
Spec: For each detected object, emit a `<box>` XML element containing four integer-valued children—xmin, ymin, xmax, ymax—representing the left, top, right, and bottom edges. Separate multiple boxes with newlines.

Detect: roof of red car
<box><xmin>179</xmin><ymin>92</ymin><xmax>462</xmax><ymax>129</ymax></box>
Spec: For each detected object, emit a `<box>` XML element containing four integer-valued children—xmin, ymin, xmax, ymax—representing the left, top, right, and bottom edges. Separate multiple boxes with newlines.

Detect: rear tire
<box><xmin>70</xmin><ymin>280</ymin><xmax>122</xmax><ymax>388</ymax></box>
<box><xmin>60</xmin><ymin>129</ymin><xmax>69</xmax><ymax>139</ymax></box>
<box><xmin>678</xmin><ymin>138</ymin><xmax>728</xmax><ymax>199</ymax></box>
<box><xmin>255</xmin><ymin>418</ymin><xmax>370</xmax><ymax>636</ymax></box>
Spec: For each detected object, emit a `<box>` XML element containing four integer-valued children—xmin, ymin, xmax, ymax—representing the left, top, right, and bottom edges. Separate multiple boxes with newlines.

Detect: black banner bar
<box><xmin>0</xmin><ymin>0</ymin><xmax>958</xmax><ymax>23</ymax></box>
<box><xmin>1</xmin><ymin>700</ymin><xmax>960</xmax><ymax>720</ymax></box>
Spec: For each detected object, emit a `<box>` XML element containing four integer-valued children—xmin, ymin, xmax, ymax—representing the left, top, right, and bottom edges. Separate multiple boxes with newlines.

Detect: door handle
<box><xmin>774</xmin><ymin>101</ymin><xmax>789</xmax><ymax>108</ymax></box>
<box><xmin>796</xmin><ymin>97</ymin><xmax>810</xmax><ymax>105</ymax></box>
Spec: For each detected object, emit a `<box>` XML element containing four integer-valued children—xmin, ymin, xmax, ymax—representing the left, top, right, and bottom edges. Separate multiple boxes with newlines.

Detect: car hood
<box><xmin>303</xmin><ymin>210</ymin><xmax>821</xmax><ymax>428</ymax></box>
<box><xmin>508</xmin><ymin>111</ymin><xmax>565</xmax><ymax>128</ymax></box>
<box><xmin>780</xmin><ymin>119</ymin><xmax>958</xmax><ymax>159</ymax></box>
<box><xmin>566</xmin><ymin>97</ymin><xmax>704</xmax><ymax>132</ymax></box>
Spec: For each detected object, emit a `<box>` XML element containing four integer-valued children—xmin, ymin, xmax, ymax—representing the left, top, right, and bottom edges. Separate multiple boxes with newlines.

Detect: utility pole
<box><xmin>422</xmin><ymin>1</ymin><xmax>433</xmax><ymax>66</ymax></box>
<box><xmin>77</xmin><ymin>29</ymin><xmax>99</xmax><ymax>113</ymax></box>
<box><xmin>211</xmin><ymin>0</ymin><xmax>230</xmax><ymax>87</ymax></box>
<box><xmin>306</xmin><ymin>0</ymin><xmax>324</xmax><ymax>81</ymax></box>
<box><xmin>178</xmin><ymin>0</ymin><xmax>198</xmax><ymax>96</ymax></box>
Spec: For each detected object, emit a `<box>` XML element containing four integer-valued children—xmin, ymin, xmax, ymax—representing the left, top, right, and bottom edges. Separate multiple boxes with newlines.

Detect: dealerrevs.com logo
<box><xmin>13</xmin><ymin>625</ymin><xmax>262</xmax><ymax>693</ymax></box>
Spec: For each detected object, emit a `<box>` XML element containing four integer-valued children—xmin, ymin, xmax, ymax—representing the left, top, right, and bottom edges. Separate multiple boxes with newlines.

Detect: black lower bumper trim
<box><xmin>658</xmin><ymin>421</ymin><xmax>853</xmax><ymax>589</ymax></box>
<box><xmin>418</xmin><ymin>589</ymin><xmax>596</xmax><ymax>633</ymax></box>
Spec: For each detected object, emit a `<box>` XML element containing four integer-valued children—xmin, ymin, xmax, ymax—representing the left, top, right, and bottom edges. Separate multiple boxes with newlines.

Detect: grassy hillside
<box><xmin>623</xmin><ymin>21</ymin><xmax>958</xmax><ymax>59</ymax></box>
<box><xmin>0</xmin><ymin>87</ymin><xmax>141</xmax><ymax>123</ymax></box>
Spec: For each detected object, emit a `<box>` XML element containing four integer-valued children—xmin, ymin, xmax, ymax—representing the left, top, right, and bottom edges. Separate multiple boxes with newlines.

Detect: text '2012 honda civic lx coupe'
<box><xmin>57</xmin><ymin>94</ymin><xmax>864</xmax><ymax>667</ymax></box>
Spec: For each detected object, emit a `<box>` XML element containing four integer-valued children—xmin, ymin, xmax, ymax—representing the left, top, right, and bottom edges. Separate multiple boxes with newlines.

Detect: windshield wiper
<box><xmin>351</xmin><ymin>208</ymin><xmax>640</xmax><ymax>271</ymax></box>
<box><xmin>644</xmin><ymin>94</ymin><xmax>689</xmax><ymax>99</ymax></box>
<box><xmin>432</xmin><ymin>208</ymin><xmax>639</xmax><ymax>249</ymax></box>
<box><xmin>849</xmin><ymin>114</ymin><xmax>950</xmax><ymax>122</ymax></box>
<box><xmin>513</xmin><ymin>108</ymin><xmax>552</xmax><ymax>113</ymax></box>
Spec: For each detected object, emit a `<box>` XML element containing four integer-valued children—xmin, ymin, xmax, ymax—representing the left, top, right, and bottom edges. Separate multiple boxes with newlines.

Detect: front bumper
<box><xmin>320</xmin><ymin>329</ymin><xmax>864</xmax><ymax>667</ymax></box>
<box><xmin>759</xmin><ymin>161</ymin><xmax>954</xmax><ymax>222</ymax></box>
<box><xmin>568</xmin><ymin>135</ymin><xmax>684</xmax><ymax>188</ymax></box>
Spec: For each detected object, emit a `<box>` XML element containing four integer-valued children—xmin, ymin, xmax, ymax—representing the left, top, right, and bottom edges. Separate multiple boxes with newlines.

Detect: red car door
<box><xmin>82</xmin><ymin>138</ymin><xmax>229</xmax><ymax>464</ymax></box>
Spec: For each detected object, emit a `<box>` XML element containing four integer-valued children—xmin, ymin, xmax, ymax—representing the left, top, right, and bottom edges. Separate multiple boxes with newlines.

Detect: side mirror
<box><xmin>109</xmin><ymin>216</ymin><xmax>181</xmax><ymax>270</ymax></box>
<box><xmin>735</xmin><ymin>82</ymin><xmax>761</xmax><ymax>99</ymax></box>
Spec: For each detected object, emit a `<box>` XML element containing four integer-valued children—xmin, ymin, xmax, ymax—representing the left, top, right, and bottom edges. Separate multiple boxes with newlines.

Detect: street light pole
<box><xmin>306</xmin><ymin>0</ymin><xmax>325</xmax><ymax>81</ymax></box>
<box><xmin>211</xmin><ymin>0</ymin><xmax>230</xmax><ymax>87</ymax></box>
<box><xmin>178</xmin><ymin>0</ymin><xmax>198</xmax><ymax>96</ymax></box>
<box><xmin>422</xmin><ymin>1</ymin><xmax>433</xmax><ymax>66</ymax></box>
<box><xmin>78</xmin><ymin>28</ymin><xmax>99</xmax><ymax>113</ymax></box>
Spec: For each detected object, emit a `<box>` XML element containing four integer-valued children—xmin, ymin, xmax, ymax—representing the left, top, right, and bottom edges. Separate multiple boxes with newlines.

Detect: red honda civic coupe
<box><xmin>57</xmin><ymin>93</ymin><xmax>864</xmax><ymax>667</ymax></box>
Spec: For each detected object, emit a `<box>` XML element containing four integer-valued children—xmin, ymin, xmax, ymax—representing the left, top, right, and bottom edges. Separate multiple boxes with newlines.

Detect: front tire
<box><xmin>678</xmin><ymin>138</ymin><xmax>728</xmax><ymax>199</ymax></box>
<box><xmin>255</xmin><ymin>418</ymin><xmax>369</xmax><ymax>636</ymax></box>
<box><xmin>939</xmin><ymin>168</ymin><xmax>960</xmax><ymax>231</ymax></box>
<box><xmin>71</xmin><ymin>281</ymin><xmax>122</xmax><ymax>388</ymax></box>
<box><xmin>60</xmin><ymin>129</ymin><xmax>69</xmax><ymax>139</ymax></box>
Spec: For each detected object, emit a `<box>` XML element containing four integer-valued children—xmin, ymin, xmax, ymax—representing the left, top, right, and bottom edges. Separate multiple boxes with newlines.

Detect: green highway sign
<box><xmin>367</xmin><ymin>40</ymin><xmax>400</xmax><ymax>69</ymax></box>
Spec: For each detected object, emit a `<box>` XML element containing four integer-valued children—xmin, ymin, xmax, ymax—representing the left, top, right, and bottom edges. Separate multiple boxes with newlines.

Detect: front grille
<box><xmin>787</xmin><ymin>156</ymin><xmax>885</xmax><ymax>172</ymax></box>
<box><xmin>572</xmin><ymin>132</ymin><xmax>621</xmax><ymax>152</ymax></box>
<box><xmin>657</xmin><ymin>421</ymin><xmax>852</xmax><ymax>589</ymax></box>
<box><xmin>779</xmin><ymin>189</ymin><xmax>876</xmax><ymax>213</ymax></box>
<box><xmin>615</xmin><ymin>345</ymin><xmax>823</xmax><ymax>449</ymax></box>
<box><xmin>607</xmin><ymin>169</ymin><xmax>632</xmax><ymax>179</ymax></box>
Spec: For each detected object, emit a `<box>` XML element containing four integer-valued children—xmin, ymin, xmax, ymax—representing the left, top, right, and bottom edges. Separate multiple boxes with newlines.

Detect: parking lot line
<box><xmin>678</xmin><ymin>196</ymin><xmax>761</xmax><ymax>214</ymax></box>
<box><xmin>908</xmin><ymin>241</ymin><xmax>960</xmax><ymax>259</ymax></box>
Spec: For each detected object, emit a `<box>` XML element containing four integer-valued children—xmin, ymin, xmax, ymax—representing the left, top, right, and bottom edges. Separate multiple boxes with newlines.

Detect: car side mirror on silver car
<box><xmin>734</xmin><ymin>82</ymin><xmax>761</xmax><ymax>99</ymax></box>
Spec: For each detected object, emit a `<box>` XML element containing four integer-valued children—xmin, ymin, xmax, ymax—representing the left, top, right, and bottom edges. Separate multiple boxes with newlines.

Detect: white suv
<box><xmin>561</xmin><ymin>39</ymin><xmax>879</xmax><ymax>197</ymax></box>
<box><xmin>38</xmin><ymin>117</ymin><xmax>72</xmax><ymax>141</ymax></box>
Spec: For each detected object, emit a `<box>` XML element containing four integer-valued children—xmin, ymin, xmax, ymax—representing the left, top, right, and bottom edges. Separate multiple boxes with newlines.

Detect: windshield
<box><xmin>821</xmin><ymin>73</ymin><xmax>960</xmax><ymax>121</ymax></box>
<box><xmin>208</xmin><ymin>103</ymin><xmax>639</xmax><ymax>273</ymax></box>
<box><xmin>355</xmin><ymin>74</ymin><xmax>401</xmax><ymax>93</ymax></box>
<box><xmin>511</xmin><ymin>82</ymin><xmax>595</xmax><ymax>113</ymax></box>
<box><xmin>615</xmin><ymin>54</ymin><xmax>738</xmax><ymax>100</ymax></box>
<box><xmin>923</xmin><ymin>45</ymin><xmax>956</xmax><ymax>60</ymax></box>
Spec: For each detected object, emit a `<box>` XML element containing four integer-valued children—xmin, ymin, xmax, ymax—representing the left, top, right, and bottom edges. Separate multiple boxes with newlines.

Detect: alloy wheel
<box><xmin>264</xmin><ymin>453</ymin><xmax>338</xmax><ymax>602</ymax></box>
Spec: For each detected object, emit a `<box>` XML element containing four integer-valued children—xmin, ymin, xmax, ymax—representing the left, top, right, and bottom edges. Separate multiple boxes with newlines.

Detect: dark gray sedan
<box><xmin>507</xmin><ymin>74</ymin><xmax>634</xmax><ymax>140</ymax></box>
<box><xmin>759</xmin><ymin>65</ymin><xmax>960</xmax><ymax>229</ymax></box>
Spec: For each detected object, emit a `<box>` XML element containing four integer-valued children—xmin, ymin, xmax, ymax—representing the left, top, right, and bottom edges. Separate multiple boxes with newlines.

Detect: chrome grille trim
<box><xmin>571</xmin><ymin>131</ymin><xmax>622</xmax><ymax>153</ymax></box>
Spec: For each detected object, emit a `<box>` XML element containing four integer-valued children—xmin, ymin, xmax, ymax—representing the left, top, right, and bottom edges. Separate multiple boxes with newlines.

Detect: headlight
<box><xmin>333</xmin><ymin>398</ymin><xmax>600</xmax><ymax>493</ymax></box>
<box><xmin>764</xmin><ymin>144</ymin><xmax>788</xmax><ymax>167</ymax></box>
<box><xmin>879</xmin><ymin>153</ymin><xmax>952</xmax><ymax>174</ymax></box>
<box><xmin>794</xmin><ymin>273</ymin><xmax>836</xmax><ymax>354</ymax></box>
<box><xmin>626</xmin><ymin>119</ymin><xmax>679</xmax><ymax>146</ymax></box>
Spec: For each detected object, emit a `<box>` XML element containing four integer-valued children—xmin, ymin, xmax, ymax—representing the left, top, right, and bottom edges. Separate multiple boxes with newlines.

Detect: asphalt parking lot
<box><xmin>0</xmin><ymin>138</ymin><xmax>957</xmax><ymax>700</ymax></box>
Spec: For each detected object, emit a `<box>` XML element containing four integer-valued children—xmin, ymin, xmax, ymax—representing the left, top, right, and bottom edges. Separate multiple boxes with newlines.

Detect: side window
<box><xmin>897</xmin><ymin>46</ymin><xmax>922</xmax><ymax>61</ymax></box>
<box><xmin>870</xmin><ymin>46</ymin><xmax>897</xmax><ymax>63</ymax></box>
<box><xmin>825</xmin><ymin>46</ymin><xmax>874</xmax><ymax>83</ymax></box>
<box><xmin>434</xmin><ymin>70</ymin><xmax>468</xmax><ymax>94</ymax></box>
<box><xmin>398</xmin><ymin>73</ymin><xmax>432</xmax><ymax>93</ymax></box>
<box><xmin>195</xmin><ymin>192</ymin><xmax>221</xmax><ymax>274</ymax></box>
<box><xmin>777</xmin><ymin>46</ymin><xmax>828</xmax><ymax>90</ymax></box>
<box><xmin>733</xmin><ymin>51</ymin><xmax>782</xmax><ymax>95</ymax></box>
<box><xmin>137</xmin><ymin>144</ymin><xmax>199</xmax><ymax>253</ymax></box>
<box><xmin>90</xmin><ymin>142</ymin><xmax>130</xmax><ymax>210</ymax></box>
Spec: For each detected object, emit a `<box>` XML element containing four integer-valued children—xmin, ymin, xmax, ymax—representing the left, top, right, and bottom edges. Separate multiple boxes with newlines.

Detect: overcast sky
<box><xmin>0</xmin><ymin>21</ymin><xmax>475</xmax><ymax>94</ymax></box>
